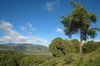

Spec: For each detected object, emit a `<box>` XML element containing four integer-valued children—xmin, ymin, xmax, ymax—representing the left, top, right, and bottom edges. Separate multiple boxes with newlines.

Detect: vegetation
<box><xmin>61</xmin><ymin>1</ymin><xmax>100</xmax><ymax>55</ymax></box>
<box><xmin>83</xmin><ymin>40</ymin><xmax>100</xmax><ymax>53</ymax></box>
<box><xmin>0</xmin><ymin>50</ymin><xmax>51</xmax><ymax>66</ymax></box>
<box><xmin>1</xmin><ymin>38</ymin><xmax>99</xmax><ymax>66</ymax></box>
<box><xmin>72</xmin><ymin>48</ymin><xmax>100</xmax><ymax>66</ymax></box>
<box><xmin>49</xmin><ymin>37</ymin><xmax>79</xmax><ymax>57</ymax></box>
<box><xmin>40</xmin><ymin>47</ymin><xmax>100</xmax><ymax>66</ymax></box>
<box><xmin>0</xmin><ymin>44</ymin><xmax>51</xmax><ymax>55</ymax></box>
<box><xmin>0</xmin><ymin>1</ymin><xmax>100</xmax><ymax>66</ymax></box>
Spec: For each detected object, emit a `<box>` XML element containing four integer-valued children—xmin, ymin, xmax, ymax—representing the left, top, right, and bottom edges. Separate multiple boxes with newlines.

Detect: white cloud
<box><xmin>0</xmin><ymin>36</ymin><xmax>14</xmax><ymax>43</ymax></box>
<box><xmin>20</xmin><ymin>26</ymin><xmax>27</xmax><ymax>32</ymax></box>
<box><xmin>0</xmin><ymin>21</ymin><xmax>48</xmax><ymax>46</ymax></box>
<box><xmin>26</xmin><ymin>37</ymin><xmax>48</xmax><ymax>44</ymax></box>
<box><xmin>28</xmin><ymin>22</ymin><xmax>36</xmax><ymax>31</ymax></box>
<box><xmin>20</xmin><ymin>22</ymin><xmax>36</xmax><ymax>35</ymax></box>
<box><xmin>45</xmin><ymin>0</ymin><xmax>59</xmax><ymax>12</ymax></box>
<box><xmin>0</xmin><ymin>21</ymin><xmax>29</xmax><ymax>43</ymax></box>
<box><xmin>56</xmin><ymin>28</ymin><xmax>63</xmax><ymax>33</ymax></box>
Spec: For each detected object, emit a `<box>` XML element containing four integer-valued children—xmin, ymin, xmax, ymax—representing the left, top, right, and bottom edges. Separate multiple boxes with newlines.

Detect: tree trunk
<box><xmin>80</xmin><ymin>39</ymin><xmax>83</xmax><ymax>57</ymax></box>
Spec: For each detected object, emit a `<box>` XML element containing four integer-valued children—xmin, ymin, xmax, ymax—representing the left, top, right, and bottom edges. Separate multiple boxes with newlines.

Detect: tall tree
<box><xmin>61</xmin><ymin>1</ymin><xmax>100</xmax><ymax>56</ymax></box>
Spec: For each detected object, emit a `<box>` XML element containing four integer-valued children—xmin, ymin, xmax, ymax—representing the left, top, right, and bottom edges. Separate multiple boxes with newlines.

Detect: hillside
<box><xmin>0</xmin><ymin>44</ymin><xmax>51</xmax><ymax>55</ymax></box>
<box><xmin>39</xmin><ymin>48</ymin><xmax>100</xmax><ymax>66</ymax></box>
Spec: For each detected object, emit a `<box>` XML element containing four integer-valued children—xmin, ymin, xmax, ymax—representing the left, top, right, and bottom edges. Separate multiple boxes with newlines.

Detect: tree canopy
<box><xmin>61</xmin><ymin>1</ymin><xmax>100</xmax><ymax>55</ymax></box>
<box><xmin>61</xmin><ymin>1</ymin><xmax>100</xmax><ymax>41</ymax></box>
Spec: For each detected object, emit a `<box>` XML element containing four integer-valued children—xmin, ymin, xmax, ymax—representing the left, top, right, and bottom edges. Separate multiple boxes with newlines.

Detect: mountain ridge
<box><xmin>0</xmin><ymin>43</ymin><xmax>50</xmax><ymax>55</ymax></box>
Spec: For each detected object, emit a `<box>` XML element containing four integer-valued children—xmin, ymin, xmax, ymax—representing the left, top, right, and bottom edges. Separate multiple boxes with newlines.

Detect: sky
<box><xmin>0</xmin><ymin>0</ymin><xmax>100</xmax><ymax>47</ymax></box>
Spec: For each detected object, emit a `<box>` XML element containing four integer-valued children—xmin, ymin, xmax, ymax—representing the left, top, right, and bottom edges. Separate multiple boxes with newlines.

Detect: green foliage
<box><xmin>61</xmin><ymin>1</ymin><xmax>99</xmax><ymax>41</ymax></box>
<box><xmin>61</xmin><ymin>1</ymin><xmax>100</xmax><ymax>56</ymax></box>
<box><xmin>73</xmin><ymin>56</ymin><xmax>96</xmax><ymax>66</ymax></box>
<box><xmin>0</xmin><ymin>50</ymin><xmax>25</xmax><ymax>66</ymax></box>
<box><xmin>40</xmin><ymin>58</ymin><xmax>62</xmax><ymax>66</ymax></box>
<box><xmin>0</xmin><ymin>45</ymin><xmax>100</xmax><ymax>66</ymax></box>
<box><xmin>83</xmin><ymin>41</ymin><xmax>100</xmax><ymax>53</ymax></box>
<box><xmin>63</xmin><ymin>39</ymin><xmax>76</xmax><ymax>54</ymax></box>
<box><xmin>71</xmin><ymin>39</ymin><xmax>80</xmax><ymax>53</ymax></box>
<box><xmin>49</xmin><ymin>37</ymin><xmax>66</xmax><ymax>57</ymax></box>
<box><xmin>0</xmin><ymin>50</ymin><xmax>51</xmax><ymax>66</ymax></box>
<box><xmin>49</xmin><ymin>37</ymin><xmax>79</xmax><ymax>57</ymax></box>
<box><xmin>72</xmin><ymin>48</ymin><xmax>100</xmax><ymax>66</ymax></box>
<box><xmin>63</xmin><ymin>53</ymin><xmax>74</xmax><ymax>64</ymax></box>
<box><xmin>20</xmin><ymin>56</ymin><xmax>48</xmax><ymax>66</ymax></box>
<box><xmin>72</xmin><ymin>57</ymin><xmax>84</xmax><ymax>66</ymax></box>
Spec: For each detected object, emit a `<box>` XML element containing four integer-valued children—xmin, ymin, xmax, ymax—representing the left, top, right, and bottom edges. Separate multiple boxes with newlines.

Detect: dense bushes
<box><xmin>49</xmin><ymin>37</ymin><xmax>66</xmax><ymax>57</ymax></box>
<box><xmin>49</xmin><ymin>37</ymin><xmax>80</xmax><ymax>57</ymax></box>
<box><xmin>40</xmin><ymin>58</ymin><xmax>62</xmax><ymax>66</ymax></box>
<box><xmin>49</xmin><ymin>37</ymin><xmax>100</xmax><ymax>58</ymax></box>
<box><xmin>20</xmin><ymin>55</ymin><xmax>49</xmax><ymax>66</ymax></box>
<box><xmin>40</xmin><ymin>48</ymin><xmax>100</xmax><ymax>66</ymax></box>
<box><xmin>0</xmin><ymin>50</ymin><xmax>25</xmax><ymax>66</ymax></box>
<box><xmin>49</xmin><ymin>37</ymin><xmax>100</xmax><ymax>65</ymax></box>
<box><xmin>0</xmin><ymin>50</ymin><xmax>51</xmax><ymax>66</ymax></box>
<box><xmin>83</xmin><ymin>41</ymin><xmax>100</xmax><ymax>53</ymax></box>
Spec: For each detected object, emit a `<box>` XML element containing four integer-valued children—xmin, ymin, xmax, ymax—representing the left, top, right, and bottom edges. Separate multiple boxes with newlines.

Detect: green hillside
<box><xmin>0</xmin><ymin>44</ymin><xmax>51</xmax><ymax>55</ymax></box>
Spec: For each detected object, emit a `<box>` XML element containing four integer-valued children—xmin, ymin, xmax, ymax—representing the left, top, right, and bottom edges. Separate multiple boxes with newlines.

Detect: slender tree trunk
<box><xmin>80</xmin><ymin>39</ymin><xmax>83</xmax><ymax>57</ymax></box>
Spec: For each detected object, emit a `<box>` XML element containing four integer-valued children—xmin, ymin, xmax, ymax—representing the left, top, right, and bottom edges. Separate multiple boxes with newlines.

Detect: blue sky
<box><xmin>0</xmin><ymin>0</ymin><xmax>100</xmax><ymax>46</ymax></box>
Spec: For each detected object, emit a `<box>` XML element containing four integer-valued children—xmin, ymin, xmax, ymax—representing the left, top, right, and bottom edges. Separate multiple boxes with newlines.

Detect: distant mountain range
<box><xmin>0</xmin><ymin>43</ymin><xmax>51</xmax><ymax>55</ymax></box>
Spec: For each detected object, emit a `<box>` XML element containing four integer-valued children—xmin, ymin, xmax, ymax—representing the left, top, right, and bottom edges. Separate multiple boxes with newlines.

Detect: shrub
<box><xmin>73</xmin><ymin>48</ymin><xmax>100</xmax><ymax>66</ymax></box>
<box><xmin>49</xmin><ymin>37</ymin><xmax>80</xmax><ymax>57</ymax></box>
<box><xmin>40</xmin><ymin>58</ymin><xmax>62</xmax><ymax>66</ymax></box>
<box><xmin>83</xmin><ymin>41</ymin><xmax>100</xmax><ymax>53</ymax></box>
<box><xmin>72</xmin><ymin>57</ymin><xmax>84</xmax><ymax>66</ymax></box>
<box><xmin>63</xmin><ymin>53</ymin><xmax>74</xmax><ymax>64</ymax></box>
<box><xmin>20</xmin><ymin>56</ymin><xmax>49</xmax><ymax>66</ymax></box>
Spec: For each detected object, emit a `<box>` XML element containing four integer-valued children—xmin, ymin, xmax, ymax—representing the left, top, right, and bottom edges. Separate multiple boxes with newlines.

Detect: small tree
<box><xmin>61</xmin><ymin>1</ymin><xmax>100</xmax><ymax>56</ymax></box>
<box><xmin>49</xmin><ymin>37</ymin><xmax>66</xmax><ymax>57</ymax></box>
<box><xmin>49</xmin><ymin>37</ymin><xmax>79</xmax><ymax>57</ymax></box>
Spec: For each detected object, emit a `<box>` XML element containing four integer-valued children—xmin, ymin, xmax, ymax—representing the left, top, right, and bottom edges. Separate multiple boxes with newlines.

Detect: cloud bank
<box><xmin>0</xmin><ymin>21</ymin><xmax>48</xmax><ymax>45</ymax></box>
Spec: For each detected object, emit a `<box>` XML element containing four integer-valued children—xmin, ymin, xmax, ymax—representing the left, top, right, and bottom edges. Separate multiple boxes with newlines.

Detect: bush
<box><xmin>71</xmin><ymin>39</ymin><xmax>80</xmax><ymax>53</ymax></box>
<box><xmin>40</xmin><ymin>58</ymin><xmax>62</xmax><ymax>66</ymax></box>
<box><xmin>83</xmin><ymin>41</ymin><xmax>100</xmax><ymax>53</ymax></box>
<box><xmin>20</xmin><ymin>56</ymin><xmax>48</xmax><ymax>66</ymax></box>
<box><xmin>0</xmin><ymin>50</ymin><xmax>50</xmax><ymax>66</ymax></box>
<box><xmin>63</xmin><ymin>53</ymin><xmax>74</xmax><ymax>64</ymax></box>
<box><xmin>49</xmin><ymin>37</ymin><xmax>80</xmax><ymax>57</ymax></box>
<box><xmin>72</xmin><ymin>57</ymin><xmax>84</xmax><ymax>66</ymax></box>
<box><xmin>0</xmin><ymin>50</ymin><xmax>25</xmax><ymax>66</ymax></box>
<box><xmin>49</xmin><ymin>37</ymin><xmax>66</xmax><ymax>57</ymax></box>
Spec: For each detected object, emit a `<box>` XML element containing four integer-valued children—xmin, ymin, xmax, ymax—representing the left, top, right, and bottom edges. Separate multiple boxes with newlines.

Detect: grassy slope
<box><xmin>40</xmin><ymin>48</ymin><xmax>100</xmax><ymax>66</ymax></box>
<box><xmin>0</xmin><ymin>44</ymin><xmax>51</xmax><ymax>55</ymax></box>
